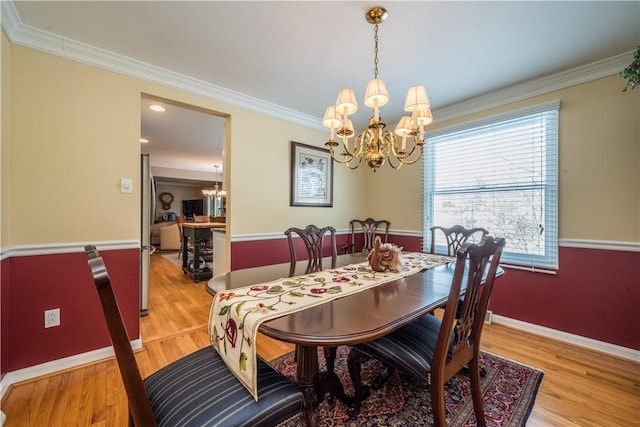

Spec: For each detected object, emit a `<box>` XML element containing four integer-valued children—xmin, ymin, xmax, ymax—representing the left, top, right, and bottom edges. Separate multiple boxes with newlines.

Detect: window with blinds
<box><xmin>423</xmin><ymin>100</ymin><xmax>559</xmax><ymax>270</ymax></box>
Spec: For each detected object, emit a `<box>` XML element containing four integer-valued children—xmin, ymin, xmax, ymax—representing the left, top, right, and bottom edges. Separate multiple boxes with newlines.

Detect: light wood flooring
<box><xmin>2</xmin><ymin>252</ymin><xmax>638</xmax><ymax>426</ymax></box>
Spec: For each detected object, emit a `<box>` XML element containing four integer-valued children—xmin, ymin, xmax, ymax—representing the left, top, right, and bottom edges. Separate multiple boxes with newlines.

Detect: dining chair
<box><xmin>84</xmin><ymin>245</ymin><xmax>305</xmax><ymax>427</ymax></box>
<box><xmin>283</xmin><ymin>225</ymin><xmax>340</xmax><ymax>399</ymax></box>
<box><xmin>284</xmin><ymin>224</ymin><xmax>338</xmax><ymax>277</ymax></box>
<box><xmin>341</xmin><ymin>218</ymin><xmax>391</xmax><ymax>254</ymax></box>
<box><xmin>346</xmin><ymin>236</ymin><xmax>506</xmax><ymax>425</ymax></box>
<box><xmin>175</xmin><ymin>215</ymin><xmax>187</xmax><ymax>259</ymax></box>
<box><xmin>430</xmin><ymin>224</ymin><xmax>491</xmax><ymax>378</ymax></box>
<box><xmin>429</xmin><ymin>224</ymin><xmax>489</xmax><ymax>256</ymax></box>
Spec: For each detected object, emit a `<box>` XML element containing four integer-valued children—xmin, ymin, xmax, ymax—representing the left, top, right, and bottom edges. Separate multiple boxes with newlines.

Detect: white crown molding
<box><xmin>0</xmin><ymin>1</ymin><xmax>323</xmax><ymax>131</ymax></box>
<box><xmin>492</xmin><ymin>314</ymin><xmax>640</xmax><ymax>362</ymax></box>
<box><xmin>433</xmin><ymin>52</ymin><xmax>634</xmax><ymax>122</ymax></box>
<box><xmin>1</xmin><ymin>1</ymin><xmax>633</xmax><ymax>132</ymax></box>
<box><xmin>0</xmin><ymin>339</ymin><xmax>142</xmax><ymax>402</ymax></box>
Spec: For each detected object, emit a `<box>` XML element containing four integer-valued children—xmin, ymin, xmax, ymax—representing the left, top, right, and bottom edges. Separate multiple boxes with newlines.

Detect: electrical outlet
<box><xmin>45</xmin><ymin>308</ymin><xmax>60</xmax><ymax>328</ymax></box>
<box><xmin>484</xmin><ymin>310</ymin><xmax>493</xmax><ymax>324</ymax></box>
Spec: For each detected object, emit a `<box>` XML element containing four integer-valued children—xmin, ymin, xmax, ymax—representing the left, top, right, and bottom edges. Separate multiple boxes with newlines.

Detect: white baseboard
<box><xmin>1</xmin><ymin>316</ymin><xmax>638</xmax><ymax>408</ymax></box>
<box><xmin>492</xmin><ymin>315</ymin><xmax>640</xmax><ymax>362</ymax></box>
<box><xmin>0</xmin><ymin>338</ymin><xmax>142</xmax><ymax>402</ymax></box>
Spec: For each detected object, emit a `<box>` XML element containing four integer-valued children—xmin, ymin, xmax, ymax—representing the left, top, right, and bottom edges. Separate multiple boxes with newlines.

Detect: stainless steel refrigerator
<box><xmin>140</xmin><ymin>154</ymin><xmax>155</xmax><ymax>315</ymax></box>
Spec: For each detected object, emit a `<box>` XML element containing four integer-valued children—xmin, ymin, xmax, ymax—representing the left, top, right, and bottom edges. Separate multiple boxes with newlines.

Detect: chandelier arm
<box><xmin>345</xmin><ymin>156</ymin><xmax>364</xmax><ymax>169</ymax></box>
<box><xmin>327</xmin><ymin>145</ymin><xmax>356</xmax><ymax>165</ymax></box>
<box><xmin>353</xmin><ymin>133</ymin><xmax>369</xmax><ymax>156</ymax></box>
<box><xmin>390</xmin><ymin>134</ymin><xmax>424</xmax><ymax>159</ymax></box>
<box><xmin>385</xmin><ymin>155</ymin><xmax>404</xmax><ymax>169</ymax></box>
<box><xmin>392</xmin><ymin>145</ymin><xmax>425</xmax><ymax>165</ymax></box>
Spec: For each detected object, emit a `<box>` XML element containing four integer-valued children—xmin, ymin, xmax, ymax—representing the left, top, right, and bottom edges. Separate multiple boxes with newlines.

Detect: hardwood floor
<box><xmin>2</xmin><ymin>253</ymin><xmax>638</xmax><ymax>426</ymax></box>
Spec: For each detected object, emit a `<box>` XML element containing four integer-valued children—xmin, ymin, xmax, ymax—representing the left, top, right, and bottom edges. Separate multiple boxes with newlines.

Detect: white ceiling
<box><xmin>6</xmin><ymin>1</ymin><xmax>640</xmax><ymax>174</ymax></box>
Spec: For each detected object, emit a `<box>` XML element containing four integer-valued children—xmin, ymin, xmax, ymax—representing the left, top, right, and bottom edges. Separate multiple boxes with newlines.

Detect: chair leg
<box><xmin>370</xmin><ymin>363</ymin><xmax>395</xmax><ymax>390</ymax></box>
<box><xmin>430</xmin><ymin>375</ymin><xmax>447</xmax><ymax>427</ymax></box>
<box><xmin>469</xmin><ymin>357</ymin><xmax>487</xmax><ymax>427</ymax></box>
<box><xmin>323</xmin><ymin>346</ymin><xmax>337</xmax><ymax>375</ymax></box>
<box><xmin>346</xmin><ymin>348</ymin><xmax>370</xmax><ymax>417</ymax></box>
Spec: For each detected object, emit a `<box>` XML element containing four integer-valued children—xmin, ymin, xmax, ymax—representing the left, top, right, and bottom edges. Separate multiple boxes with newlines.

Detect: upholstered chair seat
<box><xmin>144</xmin><ymin>347</ymin><xmax>303</xmax><ymax>427</ymax></box>
<box><xmin>353</xmin><ymin>313</ymin><xmax>453</xmax><ymax>381</ymax></box>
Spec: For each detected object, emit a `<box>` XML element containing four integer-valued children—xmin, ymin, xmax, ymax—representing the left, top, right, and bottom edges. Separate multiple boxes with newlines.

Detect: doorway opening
<box><xmin>140</xmin><ymin>93</ymin><xmax>228</xmax><ymax>322</ymax></box>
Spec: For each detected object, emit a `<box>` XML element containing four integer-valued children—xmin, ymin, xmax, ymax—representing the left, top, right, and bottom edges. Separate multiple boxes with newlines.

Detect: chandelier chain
<box><xmin>373</xmin><ymin>23</ymin><xmax>379</xmax><ymax>79</ymax></box>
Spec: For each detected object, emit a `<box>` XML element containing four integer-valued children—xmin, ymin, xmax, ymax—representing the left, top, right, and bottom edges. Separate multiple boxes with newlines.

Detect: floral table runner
<box><xmin>208</xmin><ymin>252</ymin><xmax>455</xmax><ymax>400</ymax></box>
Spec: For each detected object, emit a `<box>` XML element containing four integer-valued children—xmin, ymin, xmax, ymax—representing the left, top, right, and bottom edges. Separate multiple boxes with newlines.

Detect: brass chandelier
<box><xmin>323</xmin><ymin>6</ymin><xmax>433</xmax><ymax>171</ymax></box>
<box><xmin>202</xmin><ymin>165</ymin><xmax>226</xmax><ymax>197</ymax></box>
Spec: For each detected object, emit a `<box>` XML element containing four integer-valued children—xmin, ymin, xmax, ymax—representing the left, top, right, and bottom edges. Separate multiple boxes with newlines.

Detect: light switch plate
<box><xmin>120</xmin><ymin>178</ymin><xmax>133</xmax><ymax>193</ymax></box>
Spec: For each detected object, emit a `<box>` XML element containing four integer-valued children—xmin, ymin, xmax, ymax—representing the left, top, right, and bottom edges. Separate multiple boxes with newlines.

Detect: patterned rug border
<box><xmin>269</xmin><ymin>346</ymin><xmax>544</xmax><ymax>427</ymax></box>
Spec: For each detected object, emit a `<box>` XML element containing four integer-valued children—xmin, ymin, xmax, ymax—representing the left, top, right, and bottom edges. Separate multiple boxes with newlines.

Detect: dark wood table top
<box><xmin>206</xmin><ymin>254</ymin><xmax>461</xmax><ymax>346</ymax></box>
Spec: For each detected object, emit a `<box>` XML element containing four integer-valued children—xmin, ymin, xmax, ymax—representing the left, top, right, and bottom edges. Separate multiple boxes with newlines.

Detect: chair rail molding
<box><xmin>1</xmin><ymin>240</ymin><xmax>140</xmax><ymax>259</ymax></box>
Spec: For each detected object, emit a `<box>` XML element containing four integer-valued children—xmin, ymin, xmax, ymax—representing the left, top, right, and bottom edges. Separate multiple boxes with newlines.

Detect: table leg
<box><xmin>295</xmin><ymin>345</ymin><xmax>319</xmax><ymax>427</ymax></box>
<box><xmin>182</xmin><ymin>229</ymin><xmax>189</xmax><ymax>270</ymax></box>
<box><xmin>295</xmin><ymin>344</ymin><xmax>355</xmax><ymax>426</ymax></box>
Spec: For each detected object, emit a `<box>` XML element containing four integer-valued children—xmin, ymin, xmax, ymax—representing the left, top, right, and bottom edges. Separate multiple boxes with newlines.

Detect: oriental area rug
<box><xmin>270</xmin><ymin>345</ymin><xmax>543</xmax><ymax>427</ymax></box>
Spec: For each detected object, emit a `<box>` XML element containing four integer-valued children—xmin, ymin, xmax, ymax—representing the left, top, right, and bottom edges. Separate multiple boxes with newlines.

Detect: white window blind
<box><xmin>423</xmin><ymin>100</ymin><xmax>559</xmax><ymax>269</ymax></box>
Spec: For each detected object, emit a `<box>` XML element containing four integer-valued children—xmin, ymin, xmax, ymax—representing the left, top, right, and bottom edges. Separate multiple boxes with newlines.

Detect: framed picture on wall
<box><xmin>290</xmin><ymin>141</ymin><xmax>334</xmax><ymax>207</ymax></box>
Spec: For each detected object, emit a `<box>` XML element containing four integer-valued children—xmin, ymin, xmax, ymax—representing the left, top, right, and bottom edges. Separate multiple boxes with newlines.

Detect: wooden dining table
<box><xmin>205</xmin><ymin>253</ymin><xmax>484</xmax><ymax>426</ymax></box>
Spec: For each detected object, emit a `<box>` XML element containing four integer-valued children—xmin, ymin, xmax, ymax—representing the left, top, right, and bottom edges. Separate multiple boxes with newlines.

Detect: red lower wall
<box><xmin>231</xmin><ymin>233</ymin><xmax>352</xmax><ymax>270</ymax></box>
<box><xmin>1</xmin><ymin>248</ymin><xmax>139</xmax><ymax>373</ymax></box>
<box><xmin>489</xmin><ymin>247</ymin><xmax>640</xmax><ymax>350</ymax></box>
<box><xmin>232</xmin><ymin>234</ymin><xmax>640</xmax><ymax>351</ymax></box>
<box><xmin>2</xmin><ymin>237</ymin><xmax>637</xmax><ymax>376</ymax></box>
<box><xmin>1</xmin><ymin>257</ymin><xmax>10</xmax><ymax>379</ymax></box>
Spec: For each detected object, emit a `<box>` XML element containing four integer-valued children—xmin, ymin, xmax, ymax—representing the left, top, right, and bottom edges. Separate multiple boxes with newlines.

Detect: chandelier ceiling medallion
<box><xmin>323</xmin><ymin>6</ymin><xmax>433</xmax><ymax>172</ymax></box>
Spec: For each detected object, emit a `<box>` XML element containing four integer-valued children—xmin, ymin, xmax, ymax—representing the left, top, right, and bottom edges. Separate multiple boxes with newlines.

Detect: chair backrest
<box><xmin>284</xmin><ymin>225</ymin><xmax>337</xmax><ymax>277</ymax></box>
<box><xmin>348</xmin><ymin>218</ymin><xmax>391</xmax><ymax>254</ymax></box>
<box><xmin>433</xmin><ymin>235</ymin><xmax>505</xmax><ymax>382</ymax></box>
<box><xmin>176</xmin><ymin>215</ymin><xmax>186</xmax><ymax>241</ymax></box>
<box><xmin>84</xmin><ymin>245</ymin><xmax>158</xmax><ymax>427</ymax></box>
<box><xmin>429</xmin><ymin>225</ymin><xmax>489</xmax><ymax>256</ymax></box>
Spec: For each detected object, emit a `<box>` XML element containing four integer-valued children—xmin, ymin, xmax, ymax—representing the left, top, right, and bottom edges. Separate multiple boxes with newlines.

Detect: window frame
<box><xmin>423</xmin><ymin>100</ymin><xmax>560</xmax><ymax>270</ymax></box>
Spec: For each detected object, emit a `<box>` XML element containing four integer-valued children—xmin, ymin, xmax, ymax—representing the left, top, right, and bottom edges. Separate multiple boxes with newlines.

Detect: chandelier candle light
<box><xmin>324</xmin><ymin>6</ymin><xmax>433</xmax><ymax>171</ymax></box>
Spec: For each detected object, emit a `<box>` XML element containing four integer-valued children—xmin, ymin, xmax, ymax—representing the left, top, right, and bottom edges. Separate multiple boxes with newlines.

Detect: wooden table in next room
<box><xmin>181</xmin><ymin>222</ymin><xmax>225</xmax><ymax>282</ymax></box>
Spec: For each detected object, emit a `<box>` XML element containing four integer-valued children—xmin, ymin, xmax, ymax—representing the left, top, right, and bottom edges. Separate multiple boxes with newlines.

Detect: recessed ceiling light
<box><xmin>140</xmin><ymin>138</ymin><xmax>149</xmax><ymax>143</ymax></box>
<box><xmin>148</xmin><ymin>104</ymin><xmax>166</xmax><ymax>112</ymax></box>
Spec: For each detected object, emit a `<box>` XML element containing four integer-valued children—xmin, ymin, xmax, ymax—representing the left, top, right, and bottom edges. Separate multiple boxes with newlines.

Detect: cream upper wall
<box><xmin>1</xmin><ymin>30</ymin><xmax>10</xmax><ymax>248</ymax></box>
<box><xmin>6</xmin><ymin>39</ymin><xmax>638</xmax><ymax>246</ymax></box>
<box><xmin>229</xmin><ymin>109</ymin><xmax>368</xmax><ymax>235</ymax></box>
<box><xmin>9</xmin><ymin>46</ymin><xmax>141</xmax><ymax>244</ymax></box>
<box><xmin>369</xmin><ymin>74</ymin><xmax>640</xmax><ymax>242</ymax></box>
<box><xmin>5</xmin><ymin>42</ymin><xmax>368</xmax><ymax>246</ymax></box>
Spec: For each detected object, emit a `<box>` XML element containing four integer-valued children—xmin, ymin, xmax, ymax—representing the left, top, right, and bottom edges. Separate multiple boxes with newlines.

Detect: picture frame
<box><xmin>290</xmin><ymin>141</ymin><xmax>334</xmax><ymax>207</ymax></box>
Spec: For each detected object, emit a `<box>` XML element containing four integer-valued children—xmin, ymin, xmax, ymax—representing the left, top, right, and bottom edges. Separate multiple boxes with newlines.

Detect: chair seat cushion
<box><xmin>143</xmin><ymin>347</ymin><xmax>303</xmax><ymax>427</ymax></box>
<box><xmin>355</xmin><ymin>313</ymin><xmax>446</xmax><ymax>380</ymax></box>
